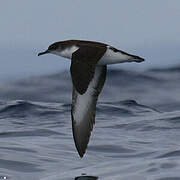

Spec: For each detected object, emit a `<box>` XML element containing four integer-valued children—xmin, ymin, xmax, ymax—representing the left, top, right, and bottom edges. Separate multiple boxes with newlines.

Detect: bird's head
<box><xmin>38</xmin><ymin>42</ymin><xmax>62</xmax><ymax>56</ymax></box>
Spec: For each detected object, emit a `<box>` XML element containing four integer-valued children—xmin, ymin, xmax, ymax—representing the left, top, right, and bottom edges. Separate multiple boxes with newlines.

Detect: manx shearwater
<box><xmin>38</xmin><ymin>40</ymin><xmax>145</xmax><ymax>157</ymax></box>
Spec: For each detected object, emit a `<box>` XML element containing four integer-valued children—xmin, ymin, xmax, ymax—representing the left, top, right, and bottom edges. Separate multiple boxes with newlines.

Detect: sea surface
<box><xmin>0</xmin><ymin>66</ymin><xmax>180</xmax><ymax>180</ymax></box>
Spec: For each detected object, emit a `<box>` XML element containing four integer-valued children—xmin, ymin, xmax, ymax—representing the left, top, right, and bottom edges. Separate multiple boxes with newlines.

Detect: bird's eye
<box><xmin>48</xmin><ymin>43</ymin><xmax>59</xmax><ymax>51</ymax></box>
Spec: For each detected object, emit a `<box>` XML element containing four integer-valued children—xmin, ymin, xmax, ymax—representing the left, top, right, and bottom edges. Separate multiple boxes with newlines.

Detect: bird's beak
<box><xmin>38</xmin><ymin>50</ymin><xmax>49</xmax><ymax>56</ymax></box>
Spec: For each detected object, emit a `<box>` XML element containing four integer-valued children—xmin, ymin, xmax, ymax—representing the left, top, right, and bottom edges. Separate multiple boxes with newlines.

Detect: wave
<box><xmin>0</xmin><ymin>64</ymin><xmax>180</xmax><ymax>112</ymax></box>
<box><xmin>0</xmin><ymin>99</ymin><xmax>158</xmax><ymax>119</ymax></box>
<box><xmin>0</xmin><ymin>100</ymin><xmax>69</xmax><ymax>118</ymax></box>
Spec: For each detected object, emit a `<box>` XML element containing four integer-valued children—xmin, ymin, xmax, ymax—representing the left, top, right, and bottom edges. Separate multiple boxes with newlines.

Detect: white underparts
<box><xmin>98</xmin><ymin>47</ymin><xmax>135</xmax><ymax>65</ymax></box>
<box><xmin>52</xmin><ymin>45</ymin><xmax>139</xmax><ymax>64</ymax></box>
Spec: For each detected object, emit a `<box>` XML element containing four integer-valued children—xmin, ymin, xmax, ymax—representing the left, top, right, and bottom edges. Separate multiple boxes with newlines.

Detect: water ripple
<box><xmin>0</xmin><ymin>67</ymin><xmax>180</xmax><ymax>179</ymax></box>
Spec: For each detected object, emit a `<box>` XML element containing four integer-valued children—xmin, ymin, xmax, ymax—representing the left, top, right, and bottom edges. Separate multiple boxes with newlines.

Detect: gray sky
<box><xmin>0</xmin><ymin>0</ymin><xmax>180</xmax><ymax>80</ymax></box>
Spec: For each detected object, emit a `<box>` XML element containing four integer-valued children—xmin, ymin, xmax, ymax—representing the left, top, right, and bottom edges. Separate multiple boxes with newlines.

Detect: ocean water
<box><xmin>0</xmin><ymin>66</ymin><xmax>180</xmax><ymax>180</ymax></box>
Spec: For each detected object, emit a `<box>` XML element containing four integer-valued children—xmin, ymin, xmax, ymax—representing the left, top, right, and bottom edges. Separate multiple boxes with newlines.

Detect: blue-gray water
<box><xmin>0</xmin><ymin>66</ymin><xmax>180</xmax><ymax>180</ymax></box>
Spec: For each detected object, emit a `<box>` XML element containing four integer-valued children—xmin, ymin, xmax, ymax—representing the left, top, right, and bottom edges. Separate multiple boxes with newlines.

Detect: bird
<box><xmin>38</xmin><ymin>40</ymin><xmax>145</xmax><ymax>157</ymax></box>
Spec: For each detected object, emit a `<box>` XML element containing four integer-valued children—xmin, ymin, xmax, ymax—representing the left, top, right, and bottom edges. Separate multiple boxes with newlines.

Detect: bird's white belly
<box><xmin>98</xmin><ymin>47</ymin><xmax>131</xmax><ymax>65</ymax></box>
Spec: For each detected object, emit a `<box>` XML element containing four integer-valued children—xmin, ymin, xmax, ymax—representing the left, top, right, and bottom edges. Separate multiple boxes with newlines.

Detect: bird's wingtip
<box><xmin>79</xmin><ymin>152</ymin><xmax>84</xmax><ymax>158</ymax></box>
<box><xmin>76</xmin><ymin>145</ymin><xmax>86</xmax><ymax>158</ymax></box>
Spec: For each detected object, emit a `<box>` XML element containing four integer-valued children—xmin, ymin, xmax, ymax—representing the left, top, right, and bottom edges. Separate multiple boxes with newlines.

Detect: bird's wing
<box><xmin>70</xmin><ymin>46</ymin><xmax>106</xmax><ymax>94</ymax></box>
<box><xmin>71</xmin><ymin>65</ymin><xmax>107</xmax><ymax>157</ymax></box>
